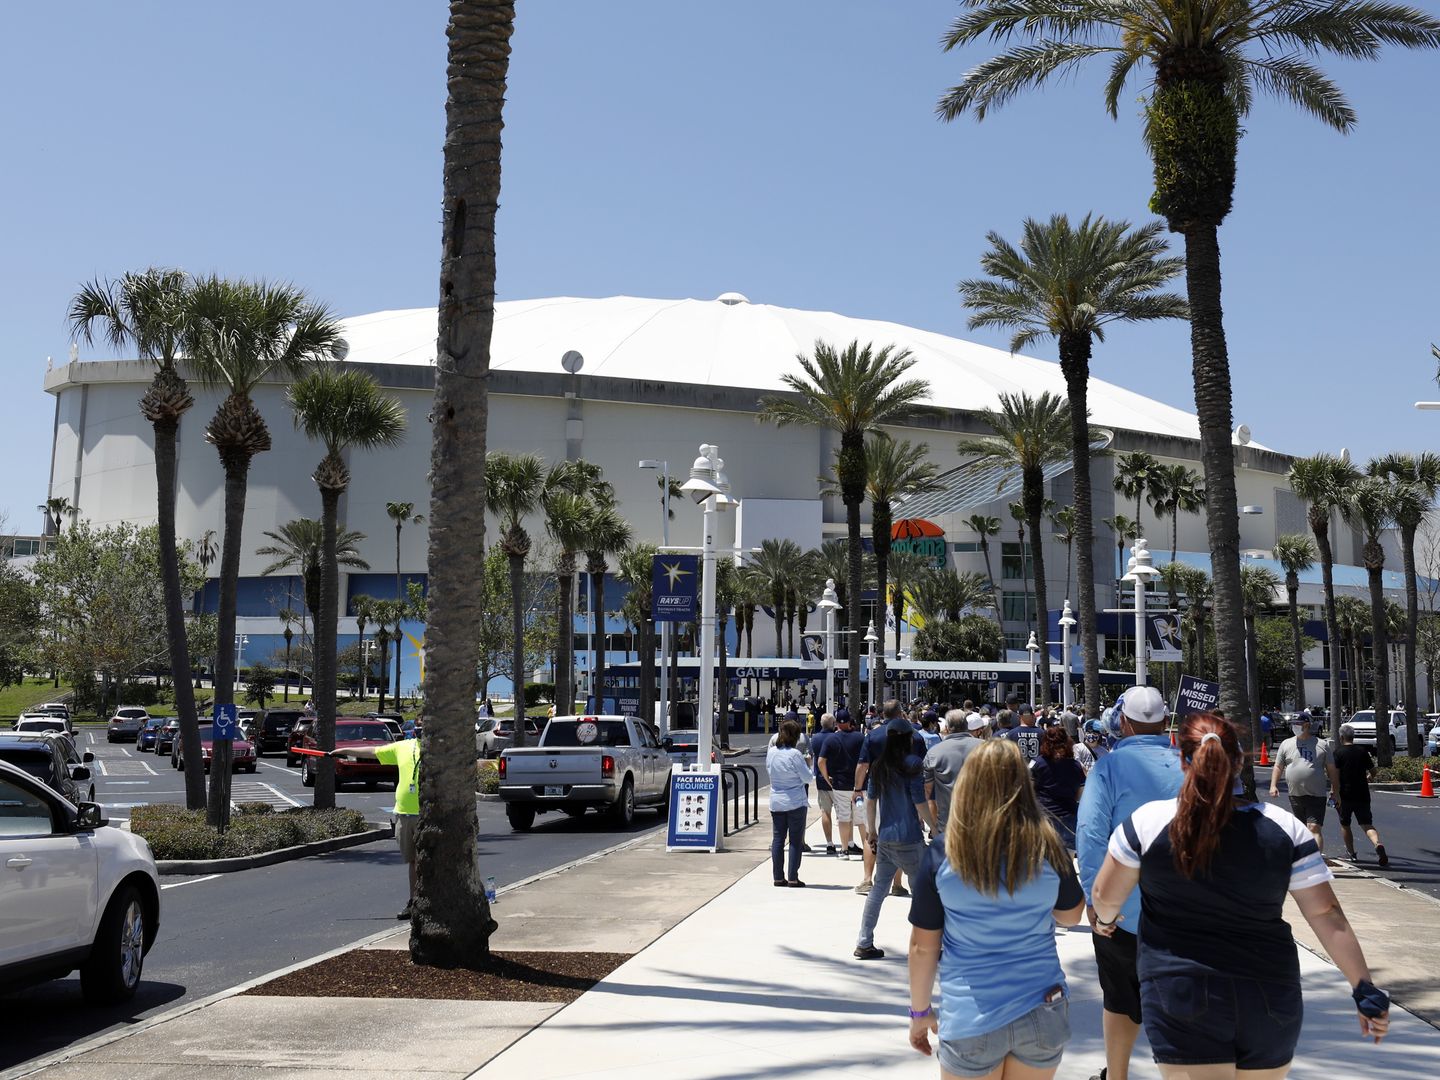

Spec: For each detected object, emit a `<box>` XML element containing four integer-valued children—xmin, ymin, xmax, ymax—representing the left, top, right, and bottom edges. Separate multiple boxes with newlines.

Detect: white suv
<box><xmin>0</xmin><ymin>759</ymin><xmax>161</xmax><ymax>1002</ymax></box>
<box><xmin>1345</xmin><ymin>710</ymin><xmax>1410</xmax><ymax>753</ymax></box>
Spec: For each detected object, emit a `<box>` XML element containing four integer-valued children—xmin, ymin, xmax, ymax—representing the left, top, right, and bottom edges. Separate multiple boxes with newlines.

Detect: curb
<box><xmin>156</xmin><ymin>823</ymin><xmax>393</xmax><ymax>876</ymax></box>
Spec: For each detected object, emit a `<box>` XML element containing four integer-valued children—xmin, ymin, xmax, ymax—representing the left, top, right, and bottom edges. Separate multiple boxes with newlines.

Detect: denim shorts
<box><xmin>1141</xmin><ymin>973</ymin><xmax>1302</xmax><ymax>1070</ymax></box>
<box><xmin>937</xmin><ymin>999</ymin><xmax>1069</xmax><ymax>1078</ymax></box>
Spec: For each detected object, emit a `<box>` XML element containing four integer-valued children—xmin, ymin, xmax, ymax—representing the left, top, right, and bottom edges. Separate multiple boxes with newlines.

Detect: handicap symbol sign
<box><xmin>212</xmin><ymin>703</ymin><xmax>238</xmax><ymax>741</ymax></box>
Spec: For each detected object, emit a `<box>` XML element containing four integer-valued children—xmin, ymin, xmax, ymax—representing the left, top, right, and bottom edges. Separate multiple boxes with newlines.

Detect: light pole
<box><xmin>680</xmin><ymin>445</ymin><xmax>731</xmax><ymax>771</ymax></box>
<box><xmin>863</xmin><ymin>620</ymin><xmax>879</xmax><ymax>709</ymax></box>
<box><xmin>639</xmin><ymin>459</ymin><xmax>671</xmax><ymax>732</ymax></box>
<box><xmin>1058</xmin><ymin>600</ymin><xmax>1076</xmax><ymax>711</ymax></box>
<box><xmin>1121</xmin><ymin>538</ymin><xmax>1160</xmax><ymax>686</ymax></box>
<box><xmin>1025</xmin><ymin>631</ymin><xmax>1039</xmax><ymax>705</ymax></box>
<box><xmin>234</xmin><ymin>634</ymin><xmax>249</xmax><ymax>670</ymax></box>
<box><xmin>816</xmin><ymin>579</ymin><xmax>841</xmax><ymax>714</ymax></box>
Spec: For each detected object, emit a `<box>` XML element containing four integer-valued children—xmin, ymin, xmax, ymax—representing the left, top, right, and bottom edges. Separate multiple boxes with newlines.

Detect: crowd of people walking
<box><xmin>766</xmin><ymin>692</ymin><xmax>1391</xmax><ymax>1080</ymax></box>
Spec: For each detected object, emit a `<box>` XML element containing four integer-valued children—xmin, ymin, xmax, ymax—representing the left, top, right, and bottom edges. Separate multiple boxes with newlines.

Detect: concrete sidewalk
<box><xmin>475</xmin><ymin>819</ymin><xmax>1440</xmax><ymax>1080</ymax></box>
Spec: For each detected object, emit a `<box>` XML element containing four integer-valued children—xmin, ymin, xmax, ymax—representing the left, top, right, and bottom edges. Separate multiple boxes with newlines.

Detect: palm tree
<box><xmin>69</xmin><ymin>268</ymin><xmax>206</xmax><ymax>809</ymax></box>
<box><xmin>1103</xmin><ymin>514</ymin><xmax>1141</xmax><ymax>606</ymax></box>
<box><xmin>486</xmin><ymin>451</ymin><xmax>548</xmax><ymax>744</ymax></box>
<box><xmin>965</xmin><ymin>513</ymin><xmax>1004</xmax><ymax>624</ymax></box>
<box><xmin>1290</xmin><ymin>453</ymin><xmax>1361</xmax><ymax>732</ymax></box>
<box><xmin>257</xmin><ymin>519</ymin><xmax>370</xmax><ymax>666</ymax></box>
<box><xmin>1340</xmin><ymin>476</ymin><xmax>1397</xmax><ymax>765</ymax></box>
<box><xmin>185</xmin><ymin>275</ymin><xmax>344</xmax><ymax>827</ymax></box>
<box><xmin>1370</xmin><ymin>452</ymin><xmax>1440</xmax><ymax>756</ymax></box>
<box><xmin>860</xmin><ymin>435</ymin><xmax>940</xmax><ymax>696</ymax></box>
<box><xmin>412</xmin><ymin>0</ymin><xmax>516</xmax><ymax>969</ymax></box>
<box><xmin>37</xmin><ymin>496</ymin><xmax>77</xmax><ymax>536</ymax></box>
<box><xmin>745</xmin><ymin>539</ymin><xmax>801</xmax><ymax>658</ymax></box>
<box><xmin>197</xmin><ymin>530</ymin><xmax>219</xmax><ymax>575</ymax></box>
<box><xmin>278</xmin><ymin>607</ymin><xmax>299</xmax><ymax>702</ymax></box>
<box><xmin>1274</xmin><ymin>534</ymin><xmax>1318</xmax><ymax>712</ymax></box>
<box><xmin>887</xmin><ymin>549</ymin><xmax>932</xmax><ymax>659</ymax></box>
<box><xmin>1152</xmin><ymin>462</ymin><xmax>1206</xmax><ymax>615</ymax></box>
<box><xmin>1008</xmin><ymin>500</ymin><xmax>1030</xmax><ymax>626</ymax></box>
<box><xmin>583</xmin><ymin>501</ymin><xmax>632</xmax><ymax>712</ymax></box>
<box><xmin>353</xmin><ymin>594</ymin><xmax>376</xmax><ymax>699</ymax></box>
<box><xmin>715</xmin><ymin>558</ymin><xmax>739</xmax><ymax>748</ymax></box>
<box><xmin>1335</xmin><ymin>596</ymin><xmax>1371</xmax><ymax>716</ymax></box>
<box><xmin>1050</xmin><ymin>506</ymin><xmax>1077</xmax><ymax>604</ymax></box>
<box><xmin>1178</xmin><ymin>565</ymin><xmax>1213</xmax><ymax>674</ymax></box>
<box><xmin>940</xmin><ymin>0</ymin><xmax>1440</xmax><ymax>737</ymax></box>
<box><xmin>960</xmin><ymin>391</ymin><xmax>1072</xmax><ymax>705</ymax></box>
<box><xmin>1239</xmin><ymin>565</ymin><xmax>1282</xmax><ymax>756</ymax></box>
<box><xmin>960</xmin><ymin>214</ymin><xmax>1185</xmax><ymax>718</ymax></box>
<box><xmin>1112</xmin><ymin>451</ymin><xmax>1162</xmax><ymax>534</ymax></box>
<box><xmin>759</xmin><ymin>339</ymin><xmax>929</xmax><ymax>713</ymax></box>
<box><xmin>385</xmin><ymin>501</ymin><xmax>425</xmax><ymax>709</ymax></box>
<box><xmin>289</xmin><ymin>368</ymin><xmax>407</xmax><ymax>808</ymax></box>
<box><xmin>543</xmin><ymin>486</ymin><xmax>590</xmax><ymax>714</ymax></box>
<box><xmin>617</xmin><ymin>543</ymin><xmax>659</xmax><ymax>720</ymax></box>
<box><xmin>370</xmin><ymin>598</ymin><xmax>408</xmax><ymax>711</ymax></box>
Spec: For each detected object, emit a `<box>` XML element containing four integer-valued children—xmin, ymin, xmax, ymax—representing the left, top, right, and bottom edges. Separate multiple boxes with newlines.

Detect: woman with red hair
<box><xmin>1030</xmin><ymin>725</ymin><xmax>1085</xmax><ymax>850</ymax></box>
<box><xmin>1091</xmin><ymin>712</ymin><xmax>1389</xmax><ymax>1079</ymax></box>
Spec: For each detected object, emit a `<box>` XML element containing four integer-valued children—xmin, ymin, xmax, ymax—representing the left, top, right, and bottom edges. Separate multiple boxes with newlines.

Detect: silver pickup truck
<box><xmin>497</xmin><ymin>715</ymin><xmax>672</xmax><ymax>831</ymax></box>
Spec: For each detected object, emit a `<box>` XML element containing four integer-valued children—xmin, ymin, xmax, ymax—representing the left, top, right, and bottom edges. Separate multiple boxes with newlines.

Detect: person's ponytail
<box><xmin>1169</xmin><ymin>713</ymin><xmax>1242</xmax><ymax>879</ymax></box>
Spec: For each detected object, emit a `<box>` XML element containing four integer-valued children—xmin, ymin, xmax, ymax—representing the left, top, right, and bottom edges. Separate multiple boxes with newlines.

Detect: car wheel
<box><xmin>80</xmin><ymin>885</ymin><xmax>146</xmax><ymax>1004</ymax></box>
<box><xmin>608</xmin><ymin>779</ymin><xmax>635</xmax><ymax>827</ymax></box>
<box><xmin>302</xmin><ymin>758</ymin><xmax>315</xmax><ymax>787</ymax></box>
<box><xmin>506</xmin><ymin>805</ymin><xmax>536</xmax><ymax>832</ymax></box>
<box><xmin>245</xmin><ymin>764</ymin><xmax>257</xmax><ymax>774</ymax></box>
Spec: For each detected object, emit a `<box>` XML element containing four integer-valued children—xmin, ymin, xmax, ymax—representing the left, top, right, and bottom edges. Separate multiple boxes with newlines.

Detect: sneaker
<box><xmin>1088</xmin><ymin>1070</ymin><xmax>1107</xmax><ymax>1080</ymax></box>
<box><xmin>855</xmin><ymin>881</ymin><xmax>873</xmax><ymax>895</ymax></box>
<box><xmin>801</xmin><ymin>842</ymin><xmax>813</xmax><ymax>853</ymax></box>
<box><xmin>890</xmin><ymin>883</ymin><xmax>910</xmax><ymax>898</ymax></box>
<box><xmin>853</xmin><ymin>945</ymin><xmax>885</xmax><ymax>960</ymax></box>
<box><xmin>786</xmin><ymin>879</ymin><xmax>806</xmax><ymax>888</ymax></box>
<box><xmin>1377</xmin><ymin>845</ymin><xmax>1390</xmax><ymax>867</ymax></box>
<box><xmin>774</xmin><ymin>880</ymin><xmax>788</xmax><ymax>887</ymax></box>
<box><xmin>825</xmin><ymin>844</ymin><xmax>838</xmax><ymax>856</ymax></box>
<box><xmin>846</xmin><ymin>843</ymin><xmax>863</xmax><ymax>856</ymax></box>
<box><xmin>1345</xmin><ymin>849</ymin><xmax>1358</xmax><ymax>862</ymax></box>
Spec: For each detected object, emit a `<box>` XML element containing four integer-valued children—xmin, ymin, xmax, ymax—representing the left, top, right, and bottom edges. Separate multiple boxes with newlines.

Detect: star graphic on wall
<box><xmin>661</xmin><ymin>560</ymin><xmax>692</xmax><ymax>591</ymax></box>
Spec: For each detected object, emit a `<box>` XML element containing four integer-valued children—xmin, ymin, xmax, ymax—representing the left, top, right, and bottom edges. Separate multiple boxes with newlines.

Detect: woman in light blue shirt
<box><xmin>766</xmin><ymin>719</ymin><xmax>811</xmax><ymax>887</ymax></box>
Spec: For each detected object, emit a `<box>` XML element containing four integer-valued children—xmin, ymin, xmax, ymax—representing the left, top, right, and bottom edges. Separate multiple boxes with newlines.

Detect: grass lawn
<box><xmin>0</xmin><ymin>678</ymin><xmax>72</xmax><ymax>720</ymax></box>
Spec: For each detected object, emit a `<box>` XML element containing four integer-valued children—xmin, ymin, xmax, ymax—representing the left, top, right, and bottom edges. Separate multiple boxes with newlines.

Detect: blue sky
<box><xmin>2</xmin><ymin>1</ymin><xmax>1437</xmax><ymax>531</ymax></box>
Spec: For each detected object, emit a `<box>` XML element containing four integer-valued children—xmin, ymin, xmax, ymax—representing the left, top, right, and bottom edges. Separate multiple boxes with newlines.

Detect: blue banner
<box><xmin>1175</xmin><ymin>674</ymin><xmax>1220</xmax><ymax>719</ymax></box>
<box><xmin>652</xmin><ymin>554</ymin><xmax>699</xmax><ymax>623</ymax></box>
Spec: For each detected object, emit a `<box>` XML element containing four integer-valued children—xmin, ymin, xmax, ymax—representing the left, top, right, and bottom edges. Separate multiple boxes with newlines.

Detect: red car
<box><xmin>300</xmin><ymin>720</ymin><xmax>396</xmax><ymax>789</ymax></box>
<box><xmin>173</xmin><ymin>723</ymin><xmax>257</xmax><ymax>774</ymax></box>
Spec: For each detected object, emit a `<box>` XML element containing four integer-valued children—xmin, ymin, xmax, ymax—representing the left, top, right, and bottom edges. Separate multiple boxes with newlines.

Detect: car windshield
<box><xmin>144</xmin><ymin>719</ymin><xmax>164</xmax><ymax>730</ymax></box>
<box><xmin>543</xmin><ymin>720</ymin><xmax>632</xmax><ymax>747</ymax></box>
<box><xmin>0</xmin><ymin>750</ymin><xmax>52</xmax><ymax>780</ymax></box>
<box><xmin>265</xmin><ymin>715</ymin><xmax>300</xmax><ymax>731</ymax></box>
<box><xmin>335</xmin><ymin>724</ymin><xmax>389</xmax><ymax>742</ymax></box>
<box><xmin>18</xmin><ymin>719</ymin><xmax>64</xmax><ymax>732</ymax></box>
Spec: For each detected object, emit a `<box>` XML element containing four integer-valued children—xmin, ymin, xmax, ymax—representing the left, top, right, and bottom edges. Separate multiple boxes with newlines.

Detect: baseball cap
<box><xmin>835</xmin><ymin>707</ymin><xmax>852</xmax><ymax>724</ymax></box>
<box><xmin>885</xmin><ymin>715</ymin><xmax>913</xmax><ymax>736</ymax></box>
<box><xmin>966</xmin><ymin>712</ymin><xmax>989</xmax><ymax>731</ymax></box>
<box><xmin>1118</xmin><ymin>685</ymin><xmax>1167</xmax><ymax>726</ymax></box>
<box><xmin>1017</xmin><ymin>702</ymin><xmax>1035</xmax><ymax>717</ymax></box>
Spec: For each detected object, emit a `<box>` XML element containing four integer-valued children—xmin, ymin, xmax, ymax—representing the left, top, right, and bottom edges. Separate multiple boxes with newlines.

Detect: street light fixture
<box><xmin>1058</xmin><ymin>600</ymin><xmax>1076</xmax><ymax>711</ymax></box>
<box><xmin>1025</xmin><ymin>631</ymin><xmax>1040</xmax><ymax>706</ymax></box>
<box><xmin>863</xmin><ymin>620</ymin><xmax>879</xmax><ymax>709</ymax></box>
<box><xmin>679</xmin><ymin>445</ymin><xmax>731</xmax><ymax>771</ymax></box>
<box><xmin>816</xmin><ymin>579</ymin><xmax>842</xmax><ymax>715</ymax></box>
<box><xmin>1121</xmin><ymin>538</ymin><xmax>1161</xmax><ymax>686</ymax></box>
<box><xmin>638</xmin><ymin>459</ymin><xmax>671</xmax><ymax>733</ymax></box>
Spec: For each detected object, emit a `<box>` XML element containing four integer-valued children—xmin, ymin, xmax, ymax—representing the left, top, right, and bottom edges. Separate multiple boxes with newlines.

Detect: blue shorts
<box><xmin>1141</xmin><ymin>973</ymin><xmax>1302</xmax><ymax>1070</ymax></box>
<box><xmin>937</xmin><ymin>999</ymin><xmax>1069</xmax><ymax>1078</ymax></box>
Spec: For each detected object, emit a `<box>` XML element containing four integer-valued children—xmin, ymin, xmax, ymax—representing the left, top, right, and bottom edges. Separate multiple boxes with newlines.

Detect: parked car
<box><xmin>173</xmin><ymin>724</ymin><xmax>257</xmax><ymax>774</ymax></box>
<box><xmin>299</xmin><ymin>719</ymin><xmax>396</xmax><ymax>789</ymax></box>
<box><xmin>1269</xmin><ymin>713</ymin><xmax>1298</xmax><ymax>746</ymax></box>
<box><xmin>475</xmin><ymin>716</ymin><xmax>498</xmax><ymax>758</ymax></box>
<box><xmin>378</xmin><ymin>718</ymin><xmax>404</xmax><ymax>741</ymax></box>
<box><xmin>15</xmin><ymin>715</ymin><xmax>69</xmax><ymax>736</ymax></box>
<box><xmin>236</xmin><ymin>709</ymin><xmax>262</xmax><ymax>744</ymax></box>
<box><xmin>0</xmin><ymin>758</ymin><xmax>161</xmax><ymax>1003</ymax></box>
<box><xmin>498</xmin><ymin>715</ymin><xmax>671</xmax><ymax>831</ymax></box>
<box><xmin>1345</xmin><ymin>709</ymin><xmax>1410</xmax><ymax>753</ymax></box>
<box><xmin>106</xmin><ymin>707</ymin><xmax>151</xmax><ymax>743</ymax></box>
<box><xmin>136</xmin><ymin>718</ymin><xmax>165</xmax><ymax>753</ymax></box>
<box><xmin>660</xmin><ymin>726</ymin><xmax>721</xmax><ymax>767</ymax></box>
<box><xmin>286</xmin><ymin>716</ymin><xmax>318</xmax><ymax>766</ymax></box>
<box><xmin>490</xmin><ymin>718</ymin><xmax>540</xmax><ymax>755</ymax></box>
<box><xmin>156</xmin><ymin>718</ymin><xmax>181</xmax><ymax>756</ymax></box>
<box><xmin>0</xmin><ymin>733</ymin><xmax>95</xmax><ymax>805</ymax></box>
<box><xmin>34</xmin><ymin>703</ymin><xmax>74</xmax><ymax>732</ymax></box>
<box><xmin>1425</xmin><ymin>718</ymin><xmax>1440</xmax><ymax>758</ymax></box>
<box><xmin>252</xmin><ymin>708</ymin><xmax>304</xmax><ymax>760</ymax></box>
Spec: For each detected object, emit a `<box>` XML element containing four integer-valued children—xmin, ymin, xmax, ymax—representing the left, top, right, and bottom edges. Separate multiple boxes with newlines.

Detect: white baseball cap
<box><xmin>966</xmin><ymin>712</ymin><xmax>989</xmax><ymax>731</ymax></box>
<box><xmin>1119</xmin><ymin>685</ymin><xmax>1168</xmax><ymax>726</ymax></box>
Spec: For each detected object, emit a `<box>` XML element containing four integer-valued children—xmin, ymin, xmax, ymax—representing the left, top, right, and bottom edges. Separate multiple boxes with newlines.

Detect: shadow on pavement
<box><xmin>0</xmin><ymin>979</ymin><xmax>187</xmax><ymax>1071</ymax></box>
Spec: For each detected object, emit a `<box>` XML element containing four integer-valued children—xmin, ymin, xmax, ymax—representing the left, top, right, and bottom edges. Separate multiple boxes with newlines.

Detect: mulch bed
<box><xmin>244</xmin><ymin>948</ymin><xmax>631</xmax><ymax>1003</ymax></box>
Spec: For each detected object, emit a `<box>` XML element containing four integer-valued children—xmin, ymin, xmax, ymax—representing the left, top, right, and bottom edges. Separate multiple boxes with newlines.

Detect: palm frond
<box><xmin>938</xmin><ymin>41</ymin><xmax>1121</xmax><ymax>120</ymax></box>
<box><xmin>1238</xmin><ymin>53</ymin><xmax>1355</xmax><ymax>131</ymax></box>
<box><xmin>1245</xmin><ymin>2</ymin><xmax>1440</xmax><ymax>57</ymax></box>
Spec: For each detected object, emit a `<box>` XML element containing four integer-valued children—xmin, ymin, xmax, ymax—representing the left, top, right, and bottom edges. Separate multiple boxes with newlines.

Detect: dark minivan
<box><xmin>256</xmin><ymin>708</ymin><xmax>305</xmax><ymax>757</ymax></box>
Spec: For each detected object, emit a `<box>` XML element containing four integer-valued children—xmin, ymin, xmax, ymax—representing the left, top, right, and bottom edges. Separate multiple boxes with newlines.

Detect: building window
<box><xmin>1000</xmin><ymin>542</ymin><xmax>1034</xmax><ymax>582</ymax></box>
<box><xmin>951</xmin><ymin>541</ymin><xmax>981</xmax><ymax>553</ymax></box>
<box><xmin>1004</xmin><ymin>632</ymin><xmax>1030</xmax><ymax>652</ymax></box>
<box><xmin>1002</xmin><ymin>591</ymin><xmax>1036</xmax><ymax>623</ymax></box>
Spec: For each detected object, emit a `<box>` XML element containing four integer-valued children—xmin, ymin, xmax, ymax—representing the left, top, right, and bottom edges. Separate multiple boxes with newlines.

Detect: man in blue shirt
<box><xmin>810</xmin><ymin>713</ymin><xmax>838</xmax><ymax>855</ymax></box>
<box><xmin>1000</xmin><ymin>703</ymin><xmax>1042</xmax><ymax>763</ymax></box>
<box><xmin>1075</xmin><ymin>685</ymin><xmax>1182</xmax><ymax>1080</ymax></box>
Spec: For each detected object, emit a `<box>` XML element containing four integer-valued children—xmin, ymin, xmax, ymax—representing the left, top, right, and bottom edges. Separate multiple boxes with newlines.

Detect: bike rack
<box><xmin>721</xmin><ymin>764</ymin><xmax>760</xmax><ymax>835</ymax></box>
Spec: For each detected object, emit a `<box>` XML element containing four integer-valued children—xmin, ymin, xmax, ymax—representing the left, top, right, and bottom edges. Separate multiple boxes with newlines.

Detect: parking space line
<box><xmin>120</xmin><ymin>748</ymin><xmax>131</xmax><ymax>757</ymax></box>
<box><xmin>87</xmin><ymin>732</ymin><xmax>95</xmax><ymax>745</ymax></box>
<box><xmin>257</xmin><ymin>761</ymin><xmax>293</xmax><ymax>774</ymax></box>
<box><xmin>161</xmin><ymin>874</ymin><xmax>222</xmax><ymax>891</ymax></box>
<box><xmin>96</xmin><ymin>760</ymin><xmax>108</xmax><ymax>776</ymax></box>
<box><xmin>262</xmin><ymin>783</ymin><xmax>302</xmax><ymax>807</ymax></box>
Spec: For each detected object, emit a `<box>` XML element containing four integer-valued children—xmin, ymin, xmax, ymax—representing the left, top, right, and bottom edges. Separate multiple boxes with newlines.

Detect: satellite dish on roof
<box><xmin>560</xmin><ymin>350</ymin><xmax>584</xmax><ymax>374</ymax></box>
<box><xmin>716</xmin><ymin>292</ymin><xmax>749</xmax><ymax>305</ymax></box>
<box><xmin>1234</xmin><ymin>423</ymin><xmax>1251</xmax><ymax>446</ymax></box>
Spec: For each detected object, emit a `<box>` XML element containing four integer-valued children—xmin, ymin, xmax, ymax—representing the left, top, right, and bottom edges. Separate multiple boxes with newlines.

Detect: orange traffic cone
<box><xmin>1419</xmin><ymin>766</ymin><xmax>1437</xmax><ymax>800</ymax></box>
<box><xmin>1259</xmin><ymin>741</ymin><xmax>1270</xmax><ymax>767</ymax></box>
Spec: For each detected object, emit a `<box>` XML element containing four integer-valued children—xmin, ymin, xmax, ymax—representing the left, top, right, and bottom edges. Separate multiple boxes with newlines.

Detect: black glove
<box><xmin>1352</xmin><ymin>979</ymin><xmax>1389</xmax><ymax>1018</ymax></box>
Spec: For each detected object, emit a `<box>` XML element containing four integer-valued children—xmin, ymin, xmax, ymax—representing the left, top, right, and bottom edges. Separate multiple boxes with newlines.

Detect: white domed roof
<box><xmin>338</xmin><ymin>295</ymin><xmax>1209</xmax><ymax>442</ymax></box>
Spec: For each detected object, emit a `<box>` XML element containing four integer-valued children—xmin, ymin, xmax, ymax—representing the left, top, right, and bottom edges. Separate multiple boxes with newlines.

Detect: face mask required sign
<box><xmin>666</xmin><ymin>764</ymin><xmax>722</xmax><ymax>852</ymax></box>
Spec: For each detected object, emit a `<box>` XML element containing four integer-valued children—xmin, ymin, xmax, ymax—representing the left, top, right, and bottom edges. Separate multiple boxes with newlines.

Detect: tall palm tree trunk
<box><xmin>638</xmin><ymin>618</ymin><xmax>656</xmax><ymax>722</ymax></box>
<box><xmin>313</xmin><ymin>487</ymin><xmax>340</xmax><ymax>809</ymax></box>
<box><xmin>1401</xmin><ymin>526</ymin><xmax>1421</xmax><ymax>756</ymax></box>
<box><xmin>1366</xmin><ymin>551</ymin><xmax>1393</xmax><ymax>767</ymax></box>
<box><xmin>892</xmin><ymin>587</ymin><xmax>905</xmax><ymax>661</ymax></box>
<box><xmin>207</xmin><ymin>455</ymin><xmax>248</xmax><ymax>829</ymax></box>
<box><xmin>1024</xmin><ymin>468</ymin><xmax>1052</xmax><ymax>707</ymax></box>
<box><xmin>718</xmin><ymin>613</ymin><xmax>730</xmax><ymax>749</ymax></box>
<box><xmin>554</xmin><ymin>562</ymin><xmax>574</xmax><ymax>713</ymax></box>
<box><xmin>1059</xmin><ymin>332</ymin><xmax>1100</xmax><ymax>717</ymax></box>
<box><xmin>153</xmin><ymin>410</ymin><xmax>204</xmax><ymax>809</ymax></box>
<box><xmin>872</xmin><ymin>514</ymin><xmax>891</xmax><ymax>707</ymax></box>
<box><xmin>845</xmin><ymin>496</ymin><xmax>864</xmax><ymax>712</ymax></box>
<box><xmin>1286</xmin><ymin>576</ymin><xmax>1306</xmax><ymax>712</ymax></box>
<box><xmin>394</xmin><ymin>522</ymin><xmax>405</xmax><ymax>710</ymax></box>
<box><xmin>1245</xmin><ymin>612</ymin><xmax>1260</xmax><ymax>726</ymax></box>
<box><xmin>980</xmin><ymin>536</ymin><xmax>1003</xmax><ymax>624</ymax></box>
<box><xmin>1182</xmin><ymin>224</ymin><xmax>1251</xmax><ymax>746</ymax></box>
<box><xmin>590</xmin><ymin>571</ymin><xmax>605</xmax><ymax>709</ymax></box>
<box><xmin>507</xmin><ymin>554</ymin><xmax>527</xmax><ymax>743</ymax></box>
<box><xmin>377</xmin><ymin>632</ymin><xmax>391</xmax><ymax>713</ymax></box>
<box><xmin>1314</xmin><ymin>527</ymin><xmax>1343</xmax><ymax>733</ymax></box>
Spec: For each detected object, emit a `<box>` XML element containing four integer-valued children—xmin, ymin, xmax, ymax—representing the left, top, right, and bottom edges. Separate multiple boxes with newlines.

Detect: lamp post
<box><xmin>638</xmin><ymin>459</ymin><xmax>671</xmax><ymax>733</ymax></box>
<box><xmin>863</xmin><ymin>620</ymin><xmax>879</xmax><ymax>709</ymax></box>
<box><xmin>679</xmin><ymin>445</ymin><xmax>731</xmax><ymax>771</ymax></box>
<box><xmin>816</xmin><ymin>579</ymin><xmax>842</xmax><ymax>714</ymax></box>
<box><xmin>1025</xmin><ymin>631</ymin><xmax>1039</xmax><ymax>705</ymax></box>
<box><xmin>1058</xmin><ymin>600</ymin><xmax>1076</xmax><ymax>711</ymax></box>
<box><xmin>234</xmin><ymin>634</ymin><xmax>249</xmax><ymax>670</ymax></box>
<box><xmin>1121</xmin><ymin>538</ymin><xmax>1161</xmax><ymax>686</ymax></box>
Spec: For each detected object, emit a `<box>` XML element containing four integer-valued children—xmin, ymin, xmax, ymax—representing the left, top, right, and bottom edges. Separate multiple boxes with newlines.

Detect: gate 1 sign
<box><xmin>1174</xmin><ymin>675</ymin><xmax>1220</xmax><ymax>719</ymax></box>
<box><xmin>652</xmin><ymin>554</ymin><xmax>699</xmax><ymax>623</ymax></box>
<box><xmin>666</xmin><ymin>764</ymin><xmax>721</xmax><ymax>853</ymax></box>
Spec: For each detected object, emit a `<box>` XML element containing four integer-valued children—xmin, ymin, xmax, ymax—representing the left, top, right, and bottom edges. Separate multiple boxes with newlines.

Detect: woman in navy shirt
<box><xmin>907</xmin><ymin>739</ymin><xmax>1085</xmax><ymax>1078</ymax></box>
<box><xmin>1093</xmin><ymin>712</ymin><xmax>1390</xmax><ymax>1078</ymax></box>
<box><xmin>1030</xmin><ymin>726</ymin><xmax>1086</xmax><ymax>850</ymax></box>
